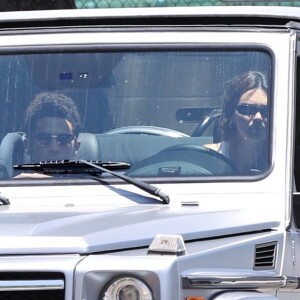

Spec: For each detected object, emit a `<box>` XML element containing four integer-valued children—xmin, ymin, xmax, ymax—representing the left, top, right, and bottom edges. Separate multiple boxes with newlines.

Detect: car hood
<box><xmin>0</xmin><ymin>196</ymin><xmax>279</xmax><ymax>255</ymax></box>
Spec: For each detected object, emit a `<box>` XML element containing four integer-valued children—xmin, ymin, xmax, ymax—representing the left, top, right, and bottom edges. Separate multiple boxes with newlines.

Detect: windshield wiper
<box><xmin>80</xmin><ymin>160</ymin><xmax>170</xmax><ymax>204</ymax></box>
<box><xmin>13</xmin><ymin>160</ymin><xmax>130</xmax><ymax>174</ymax></box>
<box><xmin>13</xmin><ymin>160</ymin><xmax>170</xmax><ymax>204</ymax></box>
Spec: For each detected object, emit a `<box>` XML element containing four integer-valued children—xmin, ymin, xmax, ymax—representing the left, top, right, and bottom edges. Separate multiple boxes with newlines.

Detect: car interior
<box><xmin>0</xmin><ymin>49</ymin><xmax>271</xmax><ymax>179</ymax></box>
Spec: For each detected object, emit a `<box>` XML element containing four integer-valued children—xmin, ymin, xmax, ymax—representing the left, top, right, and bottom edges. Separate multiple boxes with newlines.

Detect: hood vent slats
<box><xmin>254</xmin><ymin>241</ymin><xmax>277</xmax><ymax>270</ymax></box>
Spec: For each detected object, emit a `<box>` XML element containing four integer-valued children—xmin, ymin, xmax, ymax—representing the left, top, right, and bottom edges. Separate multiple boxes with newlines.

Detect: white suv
<box><xmin>0</xmin><ymin>4</ymin><xmax>298</xmax><ymax>300</ymax></box>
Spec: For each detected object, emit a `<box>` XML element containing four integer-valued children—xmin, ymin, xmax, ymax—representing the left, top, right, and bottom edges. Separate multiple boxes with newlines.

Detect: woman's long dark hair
<box><xmin>219</xmin><ymin>71</ymin><xmax>269</xmax><ymax>141</ymax></box>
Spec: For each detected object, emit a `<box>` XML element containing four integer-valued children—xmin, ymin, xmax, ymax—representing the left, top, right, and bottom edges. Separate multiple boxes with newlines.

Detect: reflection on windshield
<box><xmin>0</xmin><ymin>50</ymin><xmax>271</xmax><ymax>180</ymax></box>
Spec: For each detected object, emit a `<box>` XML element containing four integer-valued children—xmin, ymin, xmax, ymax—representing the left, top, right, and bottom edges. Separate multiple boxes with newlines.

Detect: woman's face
<box><xmin>234</xmin><ymin>88</ymin><xmax>268</xmax><ymax>142</ymax></box>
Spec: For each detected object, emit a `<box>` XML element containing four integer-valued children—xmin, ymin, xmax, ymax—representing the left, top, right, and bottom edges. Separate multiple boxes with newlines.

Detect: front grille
<box><xmin>0</xmin><ymin>272</ymin><xmax>65</xmax><ymax>300</ymax></box>
<box><xmin>0</xmin><ymin>289</ymin><xmax>64</xmax><ymax>300</ymax></box>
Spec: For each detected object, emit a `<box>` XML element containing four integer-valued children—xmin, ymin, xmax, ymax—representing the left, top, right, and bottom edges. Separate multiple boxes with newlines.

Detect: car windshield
<box><xmin>0</xmin><ymin>49</ymin><xmax>271</xmax><ymax>180</ymax></box>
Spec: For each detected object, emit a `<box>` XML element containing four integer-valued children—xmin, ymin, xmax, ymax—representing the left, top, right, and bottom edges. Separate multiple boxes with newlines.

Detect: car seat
<box><xmin>191</xmin><ymin>108</ymin><xmax>222</xmax><ymax>142</ymax></box>
<box><xmin>75</xmin><ymin>133</ymin><xmax>100</xmax><ymax>160</ymax></box>
<box><xmin>0</xmin><ymin>132</ymin><xmax>25</xmax><ymax>179</ymax></box>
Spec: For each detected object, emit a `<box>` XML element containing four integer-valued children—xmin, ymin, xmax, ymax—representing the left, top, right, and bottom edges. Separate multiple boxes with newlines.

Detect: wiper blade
<box><xmin>13</xmin><ymin>160</ymin><xmax>130</xmax><ymax>174</ymax></box>
<box><xmin>80</xmin><ymin>159</ymin><xmax>170</xmax><ymax>205</ymax></box>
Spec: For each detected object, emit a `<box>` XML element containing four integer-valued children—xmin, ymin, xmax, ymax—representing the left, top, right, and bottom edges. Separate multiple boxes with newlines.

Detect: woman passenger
<box><xmin>204</xmin><ymin>71</ymin><xmax>269</xmax><ymax>174</ymax></box>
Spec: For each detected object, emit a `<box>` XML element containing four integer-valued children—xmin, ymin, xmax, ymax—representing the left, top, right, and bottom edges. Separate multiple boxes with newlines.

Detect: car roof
<box><xmin>0</xmin><ymin>6</ymin><xmax>300</xmax><ymax>28</ymax></box>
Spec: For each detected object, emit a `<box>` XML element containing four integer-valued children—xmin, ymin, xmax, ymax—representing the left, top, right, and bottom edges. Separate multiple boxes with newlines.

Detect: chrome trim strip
<box><xmin>182</xmin><ymin>276</ymin><xmax>299</xmax><ymax>290</ymax></box>
<box><xmin>0</xmin><ymin>279</ymin><xmax>64</xmax><ymax>291</ymax></box>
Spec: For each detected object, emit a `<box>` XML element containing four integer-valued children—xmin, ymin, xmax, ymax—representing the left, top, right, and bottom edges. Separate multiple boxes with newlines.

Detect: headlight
<box><xmin>101</xmin><ymin>277</ymin><xmax>153</xmax><ymax>300</ymax></box>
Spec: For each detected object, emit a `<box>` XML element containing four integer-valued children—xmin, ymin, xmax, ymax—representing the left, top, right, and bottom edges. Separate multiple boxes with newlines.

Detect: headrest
<box><xmin>75</xmin><ymin>133</ymin><xmax>100</xmax><ymax>160</ymax></box>
<box><xmin>0</xmin><ymin>132</ymin><xmax>25</xmax><ymax>178</ymax></box>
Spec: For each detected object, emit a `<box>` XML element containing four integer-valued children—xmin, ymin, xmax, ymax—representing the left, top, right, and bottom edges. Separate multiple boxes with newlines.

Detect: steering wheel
<box><xmin>105</xmin><ymin>126</ymin><xmax>189</xmax><ymax>138</ymax></box>
<box><xmin>126</xmin><ymin>144</ymin><xmax>236</xmax><ymax>177</ymax></box>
